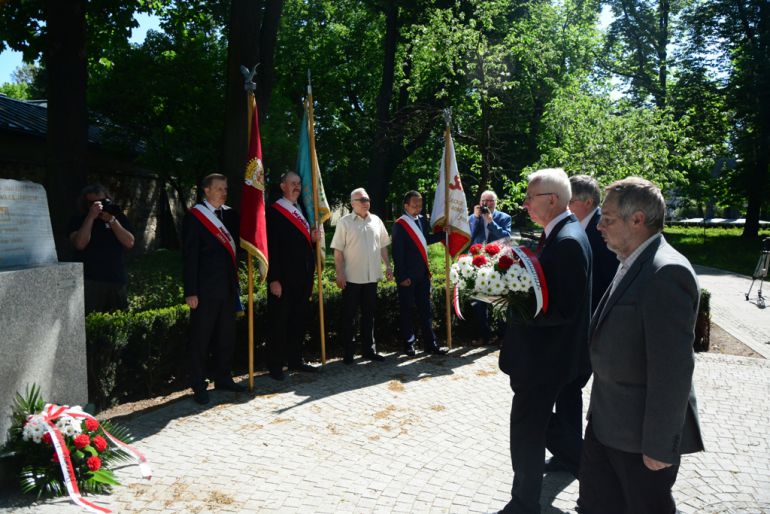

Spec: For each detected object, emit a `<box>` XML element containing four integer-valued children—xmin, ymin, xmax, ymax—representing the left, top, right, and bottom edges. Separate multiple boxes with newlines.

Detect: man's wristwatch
<box><xmin>108</xmin><ymin>216</ymin><xmax>117</xmax><ymax>225</ymax></box>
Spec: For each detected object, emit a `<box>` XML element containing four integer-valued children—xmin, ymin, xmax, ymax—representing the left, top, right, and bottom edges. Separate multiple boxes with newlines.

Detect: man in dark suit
<box><xmin>468</xmin><ymin>189</ymin><xmax>513</xmax><ymax>346</ymax></box>
<box><xmin>544</xmin><ymin>175</ymin><xmax>619</xmax><ymax>475</ymax></box>
<box><xmin>183</xmin><ymin>173</ymin><xmax>246</xmax><ymax>405</ymax></box>
<box><xmin>498</xmin><ymin>168</ymin><xmax>592</xmax><ymax>514</ymax></box>
<box><xmin>392</xmin><ymin>190</ymin><xmax>448</xmax><ymax>357</ymax></box>
<box><xmin>577</xmin><ymin>177</ymin><xmax>704</xmax><ymax>514</ymax></box>
<box><xmin>266</xmin><ymin>172</ymin><xmax>319</xmax><ymax>380</ymax></box>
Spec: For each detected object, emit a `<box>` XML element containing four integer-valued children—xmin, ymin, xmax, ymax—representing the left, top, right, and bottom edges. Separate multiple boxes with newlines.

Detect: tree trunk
<box><xmin>222</xmin><ymin>0</ymin><xmax>263</xmax><ymax>210</ymax></box>
<box><xmin>45</xmin><ymin>0</ymin><xmax>88</xmax><ymax>259</ymax></box>
<box><xmin>367</xmin><ymin>0</ymin><xmax>399</xmax><ymax>217</ymax></box>
<box><xmin>257</xmin><ymin>0</ymin><xmax>284</xmax><ymax>115</ymax></box>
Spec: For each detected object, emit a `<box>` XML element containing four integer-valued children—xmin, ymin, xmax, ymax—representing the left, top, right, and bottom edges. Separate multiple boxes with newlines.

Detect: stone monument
<box><xmin>0</xmin><ymin>179</ymin><xmax>87</xmax><ymax>447</ymax></box>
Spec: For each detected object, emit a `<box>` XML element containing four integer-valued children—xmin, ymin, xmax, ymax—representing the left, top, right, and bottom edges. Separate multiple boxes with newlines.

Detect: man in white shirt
<box><xmin>331</xmin><ymin>187</ymin><xmax>393</xmax><ymax>364</ymax></box>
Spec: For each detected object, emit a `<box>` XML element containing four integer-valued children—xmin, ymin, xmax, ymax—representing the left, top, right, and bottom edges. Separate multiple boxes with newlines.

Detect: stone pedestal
<box><xmin>0</xmin><ymin>263</ymin><xmax>87</xmax><ymax>446</ymax></box>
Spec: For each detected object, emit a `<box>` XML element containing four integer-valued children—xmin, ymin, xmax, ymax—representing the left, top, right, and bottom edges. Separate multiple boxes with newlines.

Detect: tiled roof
<box><xmin>0</xmin><ymin>94</ymin><xmax>47</xmax><ymax>137</ymax></box>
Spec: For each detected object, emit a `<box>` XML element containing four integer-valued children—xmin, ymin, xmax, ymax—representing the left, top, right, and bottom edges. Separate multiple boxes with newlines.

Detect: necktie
<box><xmin>536</xmin><ymin>232</ymin><xmax>546</xmax><ymax>255</ymax></box>
<box><xmin>215</xmin><ymin>209</ymin><xmax>223</xmax><ymax>221</ymax></box>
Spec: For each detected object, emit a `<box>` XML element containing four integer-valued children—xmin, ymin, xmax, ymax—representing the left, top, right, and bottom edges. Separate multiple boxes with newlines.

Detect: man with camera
<box><xmin>68</xmin><ymin>184</ymin><xmax>135</xmax><ymax>314</ymax></box>
<box><xmin>468</xmin><ymin>189</ymin><xmax>512</xmax><ymax>345</ymax></box>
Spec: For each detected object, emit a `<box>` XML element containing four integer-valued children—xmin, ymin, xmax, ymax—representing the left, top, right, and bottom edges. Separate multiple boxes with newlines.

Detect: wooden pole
<box><xmin>443</xmin><ymin>122</ymin><xmax>452</xmax><ymax>349</ymax></box>
<box><xmin>247</xmin><ymin>255</ymin><xmax>255</xmax><ymax>391</ymax></box>
<box><xmin>306</xmin><ymin>74</ymin><xmax>327</xmax><ymax>365</ymax></box>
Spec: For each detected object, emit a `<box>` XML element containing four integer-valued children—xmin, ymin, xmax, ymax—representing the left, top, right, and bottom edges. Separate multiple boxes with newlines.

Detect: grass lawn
<box><xmin>664</xmin><ymin>225</ymin><xmax>770</xmax><ymax>276</ymax></box>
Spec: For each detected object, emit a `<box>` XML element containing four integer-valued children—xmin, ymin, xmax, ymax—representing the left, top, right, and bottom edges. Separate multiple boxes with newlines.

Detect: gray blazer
<box><xmin>588</xmin><ymin>234</ymin><xmax>704</xmax><ymax>464</ymax></box>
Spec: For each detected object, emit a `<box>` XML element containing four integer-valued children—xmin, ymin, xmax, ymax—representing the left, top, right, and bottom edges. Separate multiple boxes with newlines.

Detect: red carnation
<box><xmin>485</xmin><ymin>243</ymin><xmax>501</xmax><ymax>256</ymax></box>
<box><xmin>92</xmin><ymin>435</ymin><xmax>108</xmax><ymax>453</ymax></box>
<box><xmin>42</xmin><ymin>433</ymin><xmax>52</xmax><ymax>445</ymax></box>
<box><xmin>469</xmin><ymin>244</ymin><xmax>483</xmax><ymax>255</ymax></box>
<box><xmin>74</xmin><ymin>434</ymin><xmax>90</xmax><ymax>450</ymax></box>
<box><xmin>86</xmin><ymin>456</ymin><xmax>102</xmax><ymax>471</ymax></box>
<box><xmin>497</xmin><ymin>255</ymin><xmax>514</xmax><ymax>270</ymax></box>
<box><xmin>84</xmin><ymin>418</ymin><xmax>99</xmax><ymax>432</ymax></box>
<box><xmin>472</xmin><ymin>254</ymin><xmax>488</xmax><ymax>267</ymax></box>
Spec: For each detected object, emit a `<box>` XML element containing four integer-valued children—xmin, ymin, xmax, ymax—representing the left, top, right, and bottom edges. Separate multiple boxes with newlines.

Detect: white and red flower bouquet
<box><xmin>450</xmin><ymin>239</ymin><xmax>548</xmax><ymax>320</ymax></box>
<box><xmin>1</xmin><ymin>385</ymin><xmax>150</xmax><ymax>513</ymax></box>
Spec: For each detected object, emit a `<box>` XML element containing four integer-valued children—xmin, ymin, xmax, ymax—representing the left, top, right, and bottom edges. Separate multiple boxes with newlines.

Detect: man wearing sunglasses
<box><xmin>331</xmin><ymin>188</ymin><xmax>392</xmax><ymax>364</ymax></box>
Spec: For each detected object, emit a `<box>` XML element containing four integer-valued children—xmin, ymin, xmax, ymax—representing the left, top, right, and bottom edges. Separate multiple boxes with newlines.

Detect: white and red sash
<box><xmin>396</xmin><ymin>214</ymin><xmax>429</xmax><ymax>271</ymax></box>
<box><xmin>190</xmin><ymin>204</ymin><xmax>236</xmax><ymax>266</ymax></box>
<box><xmin>272</xmin><ymin>198</ymin><xmax>311</xmax><ymax>246</ymax></box>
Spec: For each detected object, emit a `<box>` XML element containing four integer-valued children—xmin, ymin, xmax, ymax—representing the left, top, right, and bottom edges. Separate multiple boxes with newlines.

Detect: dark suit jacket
<box><xmin>182</xmin><ymin>205</ymin><xmax>239</xmax><ymax>300</ymax></box>
<box><xmin>392</xmin><ymin>215</ymin><xmax>442</xmax><ymax>284</ymax></box>
<box><xmin>588</xmin><ymin>235</ymin><xmax>704</xmax><ymax>464</ymax></box>
<box><xmin>499</xmin><ymin>214</ymin><xmax>592</xmax><ymax>390</ymax></box>
<box><xmin>585</xmin><ymin>210</ymin><xmax>619</xmax><ymax>310</ymax></box>
<box><xmin>469</xmin><ymin>210</ymin><xmax>513</xmax><ymax>244</ymax></box>
<box><xmin>266</xmin><ymin>203</ymin><xmax>315</xmax><ymax>291</ymax></box>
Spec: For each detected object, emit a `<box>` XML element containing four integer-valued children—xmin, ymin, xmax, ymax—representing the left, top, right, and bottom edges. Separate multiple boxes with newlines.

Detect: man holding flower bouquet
<box><xmin>498</xmin><ymin>168</ymin><xmax>592</xmax><ymax>514</ymax></box>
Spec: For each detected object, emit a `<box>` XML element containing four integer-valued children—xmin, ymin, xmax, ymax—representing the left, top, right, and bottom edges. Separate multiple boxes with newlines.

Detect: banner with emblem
<box><xmin>297</xmin><ymin>101</ymin><xmax>331</xmax><ymax>229</ymax></box>
<box><xmin>239</xmin><ymin>91</ymin><xmax>269</xmax><ymax>278</ymax></box>
<box><xmin>430</xmin><ymin>124</ymin><xmax>471</xmax><ymax>258</ymax></box>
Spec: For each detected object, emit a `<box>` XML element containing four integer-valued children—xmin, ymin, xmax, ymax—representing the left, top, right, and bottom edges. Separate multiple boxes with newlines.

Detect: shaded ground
<box><xmin>97</xmin><ymin>323</ymin><xmax>761</xmax><ymax>424</ymax></box>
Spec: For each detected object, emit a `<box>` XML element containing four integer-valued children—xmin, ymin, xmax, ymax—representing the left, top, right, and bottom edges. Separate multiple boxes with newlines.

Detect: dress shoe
<box><xmin>193</xmin><ymin>389</ymin><xmax>210</xmax><ymax>405</ymax></box>
<box><xmin>269</xmin><ymin>369</ymin><xmax>285</xmax><ymax>381</ymax></box>
<box><xmin>288</xmin><ymin>363</ymin><xmax>318</xmax><ymax>373</ymax></box>
<box><xmin>343</xmin><ymin>354</ymin><xmax>354</xmax><ymax>365</ymax></box>
<box><xmin>216</xmin><ymin>380</ymin><xmax>246</xmax><ymax>392</ymax></box>
<box><xmin>544</xmin><ymin>457</ymin><xmax>577</xmax><ymax>477</ymax></box>
<box><xmin>363</xmin><ymin>352</ymin><xmax>385</xmax><ymax>362</ymax></box>
<box><xmin>403</xmin><ymin>345</ymin><xmax>416</xmax><ymax>357</ymax></box>
<box><xmin>426</xmin><ymin>346</ymin><xmax>448</xmax><ymax>355</ymax></box>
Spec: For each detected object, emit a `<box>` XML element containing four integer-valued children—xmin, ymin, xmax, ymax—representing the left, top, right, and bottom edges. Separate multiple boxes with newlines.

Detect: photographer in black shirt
<box><xmin>68</xmin><ymin>184</ymin><xmax>135</xmax><ymax>313</ymax></box>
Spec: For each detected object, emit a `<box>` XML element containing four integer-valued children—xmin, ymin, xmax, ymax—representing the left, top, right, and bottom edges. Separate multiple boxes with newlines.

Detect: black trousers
<box><xmin>340</xmin><ymin>282</ymin><xmax>377</xmax><ymax>357</ymax></box>
<box><xmin>503</xmin><ymin>383</ymin><xmax>563</xmax><ymax>514</ymax></box>
<box><xmin>267</xmin><ymin>282</ymin><xmax>312</xmax><ymax>373</ymax></box>
<box><xmin>577</xmin><ymin>422</ymin><xmax>679</xmax><ymax>514</ymax></box>
<box><xmin>188</xmin><ymin>293</ymin><xmax>236</xmax><ymax>391</ymax></box>
<box><xmin>397</xmin><ymin>276</ymin><xmax>437</xmax><ymax>348</ymax></box>
<box><xmin>545</xmin><ymin>371</ymin><xmax>592</xmax><ymax>474</ymax></box>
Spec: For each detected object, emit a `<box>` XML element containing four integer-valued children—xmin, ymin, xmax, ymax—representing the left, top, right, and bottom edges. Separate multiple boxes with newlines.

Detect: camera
<box><xmin>101</xmin><ymin>198</ymin><xmax>122</xmax><ymax>216</ymax></box>
<box><xmin>480</xmin><ymin>205</ymin><xmax>490</xmax><ymax>215</ymax></box>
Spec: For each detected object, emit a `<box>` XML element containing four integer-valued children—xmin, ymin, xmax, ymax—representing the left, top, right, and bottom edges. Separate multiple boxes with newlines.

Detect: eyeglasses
<box><xmin>353</xmin><ymin>198</ymin><xmax>370</xmax><ymax>203</ymax></box>
<box><xmin>524</xmin><ymin>192</ymin><xmax>555</xmax><ymax>202</ymax></box>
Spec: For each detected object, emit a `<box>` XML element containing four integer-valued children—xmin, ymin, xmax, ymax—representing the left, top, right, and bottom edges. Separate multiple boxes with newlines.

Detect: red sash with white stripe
<box><xmin>272</xmin><ymin>202</ymin><xmax>311</xmax><ymax>246</ymax></box>
<box><xmin>190</xmin><ymin>205</ymin><xmax>236</xmax><ymax>266</ymax></box>
<box><xmin>396</xmin><ymin>216</ymin><xmax>429</xmax><ymax>272</ymax></box>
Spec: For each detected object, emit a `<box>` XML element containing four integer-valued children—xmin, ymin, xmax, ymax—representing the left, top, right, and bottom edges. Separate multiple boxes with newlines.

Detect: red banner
<box><xmin>239</xmin><ymin>93</ymin><xmax>269</xmax><ymax>278</ymax></box>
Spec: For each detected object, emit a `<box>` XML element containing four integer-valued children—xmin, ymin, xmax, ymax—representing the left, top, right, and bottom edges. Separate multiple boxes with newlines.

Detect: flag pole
<box><xmin>307</xmin><ymin>70</ymin><xmax>327</xmax><ymax>366</ymax></box>
<box><xmin>443</xmin><ymin>108</ymin><xmax>453</xmax><ymax>349</ymax></box>
<box><xmin>242</xmin><ymin>65</ymin><xmax>257</xmax><ymax>391</ymax></box>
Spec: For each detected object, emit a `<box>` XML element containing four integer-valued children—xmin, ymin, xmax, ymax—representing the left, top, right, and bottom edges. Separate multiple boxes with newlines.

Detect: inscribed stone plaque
<box><xmin>0</xmin><ymin>179</ymin><xmax>57</xmax><ymax>269</ymax></box>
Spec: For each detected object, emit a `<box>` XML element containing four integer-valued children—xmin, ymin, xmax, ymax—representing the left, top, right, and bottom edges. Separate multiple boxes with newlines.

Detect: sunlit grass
<box><xmin>664</xmin><ymin>225</ymin><xmax>770</xmax><ymax>276</ymax></box>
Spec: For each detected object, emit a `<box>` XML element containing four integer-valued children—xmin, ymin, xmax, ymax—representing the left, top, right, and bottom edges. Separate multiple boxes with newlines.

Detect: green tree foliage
<box><xmin>529</xmin><ymin>84</ymin><xmax>687</xmax><ymax>190</ymax></box>
<box><xmin>88</xmin><ymin>13</ymin><xmax>227</xmax><ymax>201</ymax></box>
<box><xmin>680</xmin><ymin>0</ymin><xmax>769</xmax><ymax>237</ymax></box>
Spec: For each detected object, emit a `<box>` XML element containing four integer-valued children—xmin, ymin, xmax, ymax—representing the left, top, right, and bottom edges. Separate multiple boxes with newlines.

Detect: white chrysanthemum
<box><xmin>55</xmin><ymin>415</ymin><xmax>82</xmax><ymax>437</ymax></box>
<box><xmin>22</xmin><ymin>416</ymin><xmax>47</xmax><ymax>443</ymax></box>
<box><xmin>475</xmin><ymin>266</ymin><xmax>496</xmax><ymax>294</ymax></box>
<box><xmin>449</xmin><ymin>265</ymin><xmax>461</xmax><ymax>285</ymax></box>
<box><xmin>519</xmin><ymin>272</ymin><xmax>534</xmax><ymax>291</ymax></box>
<box><xmin>486</xmin><ymin>274</ymin><xmax>507</xmax><ymax>296</ymax></box>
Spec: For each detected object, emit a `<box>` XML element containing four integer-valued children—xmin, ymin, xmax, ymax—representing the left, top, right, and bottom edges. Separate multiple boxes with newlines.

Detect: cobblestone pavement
<box><xmin>695</xmin><ymin>265</ymin><xmax>770</xmax><ymax>359</ymax></box>
<box><xmin>1</xmin><ymin>344</ymin><xmax>769</xmax><ymax>513</ymax></box>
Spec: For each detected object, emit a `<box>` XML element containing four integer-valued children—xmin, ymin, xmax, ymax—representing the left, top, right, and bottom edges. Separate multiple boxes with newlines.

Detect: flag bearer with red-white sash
<box><xmin>183</xmin><ymin>174</ymin><xmax>247</xmax><ymax>405</ymax></box>
<box><xmin>392</xmin><ymin>191</ymin><xmax>449</xmax><ymax>357</ymax></box>
<box><xmin>265</xmin><ymin>172</ymin><xmax>320</xmax><ymax>381</ymax></box>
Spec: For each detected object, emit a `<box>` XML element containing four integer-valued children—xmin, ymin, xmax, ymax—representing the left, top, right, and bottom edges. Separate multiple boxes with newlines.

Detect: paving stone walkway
<box><xmin>1</xmin><ymin>268</ymin><xmax>768</xmax><ymax>513</ymax></box>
